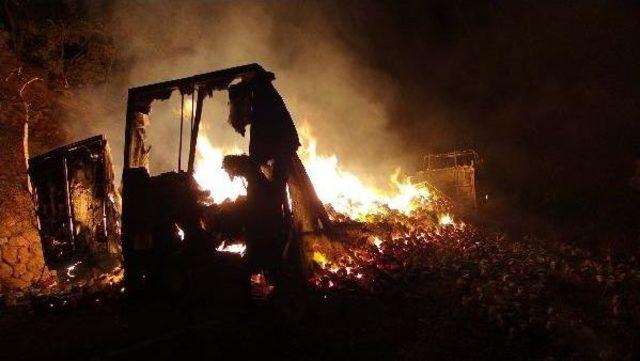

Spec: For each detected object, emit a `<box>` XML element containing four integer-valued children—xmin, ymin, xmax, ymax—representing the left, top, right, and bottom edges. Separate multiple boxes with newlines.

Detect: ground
<box><xmin>0</xmin><ymin>275</ymin><xmax>539</xmax><ymax>361</ymax></box>
<box><xmin>1</xmin><ymin>221</ymin><xmax>638</xmax><ymax>361</ymax></box>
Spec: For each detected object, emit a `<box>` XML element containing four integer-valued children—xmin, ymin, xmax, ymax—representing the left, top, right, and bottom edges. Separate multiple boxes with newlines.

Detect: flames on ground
<box><xmin>192</xmin><ymin>123</ymin><xmax>463</xmax><ymax>290</ymax></box>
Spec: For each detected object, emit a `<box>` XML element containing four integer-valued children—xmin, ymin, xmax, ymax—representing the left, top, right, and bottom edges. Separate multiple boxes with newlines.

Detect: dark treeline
<box><xmin>1</xmin><ymin>0</ymin><xmax>117</xmax><ymax>88</ymax></box>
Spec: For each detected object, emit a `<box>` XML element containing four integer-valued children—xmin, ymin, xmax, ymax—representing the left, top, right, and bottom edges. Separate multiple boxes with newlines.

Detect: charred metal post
<box><xmin>178</xmin><ymin>92</ymin><xmax>184</xmax><ymax>171</ymax></box>
<box><xmin>187</xmin><ymin>89</ymin><xmax>206</xmax><ymax>174</ymax></box>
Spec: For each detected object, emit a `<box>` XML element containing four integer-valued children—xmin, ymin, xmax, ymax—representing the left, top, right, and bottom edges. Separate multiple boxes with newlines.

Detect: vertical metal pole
<box><xmin>123</xmin><ymin>92</ymin><xmax>135</xmax><ymax>170</ymax></box>
<box><xmin>187</xmin><ymin>88</ymin><xmax>206</xmax><ymax>174</ymax></box>
<box><xmin>178</xmin><ymin>93</ymin><xmax>184</xmax><ymax>171</ymax></box>
<box><xmin>190</xmin><ymin>91</ymin><xmax>195</xmax><ymax>132</ymax></box>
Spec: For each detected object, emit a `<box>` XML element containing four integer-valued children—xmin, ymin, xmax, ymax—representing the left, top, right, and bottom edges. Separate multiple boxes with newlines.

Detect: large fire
<box><xmin>192</xmin><ymin>121</ymin><xmax>459</xmax><ymax>290</ymax></box>
<box><xmin>296</xmin><ymin>126</ymin><xmax>433</xmax><ymax>219</ymax></box>
<box><xmin>192</xmin><ymin>136</ymin><xmax>247</xmax><ymax>204</ymax></box>
<box><xmin>193</xmin><ymin>124</ymin><xmax>434</xmax><ymax>220</ymax></box>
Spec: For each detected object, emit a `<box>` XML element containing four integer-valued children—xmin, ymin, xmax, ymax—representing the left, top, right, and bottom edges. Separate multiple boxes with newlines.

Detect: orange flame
<box><xmin>193</xmin><ymin>123</ymin><xmax>434</xmax><ymax>221</ymax></box>
<box><xmin>216</xmin><ymin>241</ymin><xmax>247</xmax><ymax>257</ymax></box>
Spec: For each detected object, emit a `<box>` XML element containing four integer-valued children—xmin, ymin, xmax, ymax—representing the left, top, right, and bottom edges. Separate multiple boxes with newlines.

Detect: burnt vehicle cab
<box><xmin>121</xmin><ymin>64</ymin><xmax>270</xmax><ymax>294</ymax></box>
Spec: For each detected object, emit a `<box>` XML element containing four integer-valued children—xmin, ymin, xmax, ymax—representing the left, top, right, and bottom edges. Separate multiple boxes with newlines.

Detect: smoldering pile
<box><xmin>311</xmin><ymin>203</ymin><xmax>640</xmax><ymax>358</ymax></box>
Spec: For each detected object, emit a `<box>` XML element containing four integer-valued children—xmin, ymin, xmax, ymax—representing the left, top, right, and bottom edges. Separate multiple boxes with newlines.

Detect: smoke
<box><xmin>61</xmin><ymin>0</ymin><xmax>640</xmax><ymax>228</ymax></box>
<box><xmin>64</xmin><ymin>0</ymin><xmax>407</xmax><ymax>188</ymax></box>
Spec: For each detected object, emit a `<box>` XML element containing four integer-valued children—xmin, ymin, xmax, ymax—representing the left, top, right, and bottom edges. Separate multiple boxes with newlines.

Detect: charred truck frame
<box><xmin>29</xmin><ymin>135</ymin><xmax>121</xmax><ymax>281</ymax></box>
<box><xmin>121</xmin><ymin>64</ymin><xmax>338</xmax><ymax>294</ymax></box>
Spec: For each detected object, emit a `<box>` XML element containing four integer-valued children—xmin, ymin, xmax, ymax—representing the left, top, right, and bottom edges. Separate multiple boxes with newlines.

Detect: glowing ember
<box><xmin>250</xmin><ymin>272</ymin><xmax>275</xmax><ymax>299</ymax></box>
<box><xmin>66</xmin><ymin>261</ymin><xmax>82</xmax><ymax>279</ymax></box>
<box><xmin>216</xmin><ymin>241</ymin><xmax>247</xmax><ymax>257</ymax></box>
<box><xmin>439</xmin><ymin>213</ymin><xmax>455</xmax><ymax>226</ymax></box>
<box><xmin>372</xmin><ymin>236</ymin><xmax>384</xmax><ymax>252</ymax></box>
<box><xmin>175</xmin><ymin>224</ymin><xmax>185</xmax><ymax>241</ymax></box>
<box><xmin>313</xmin><ymin>251</ymin><xmax>329</xmax><ymax>268</ymax></box>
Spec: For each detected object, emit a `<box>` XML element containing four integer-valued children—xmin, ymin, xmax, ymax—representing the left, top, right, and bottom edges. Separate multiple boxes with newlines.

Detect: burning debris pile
<box><xmin>308</xmin><ymin>199</ymin><xmax>460</xmax><ymax>291</ymax></box>
<box><xmin>307</xmin><ymin>192</ymin><xmax>640</xmax><ymax>357</ymax></box>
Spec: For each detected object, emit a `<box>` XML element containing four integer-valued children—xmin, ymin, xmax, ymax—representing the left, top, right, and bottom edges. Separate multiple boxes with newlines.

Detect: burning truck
<box><xmin>119</xmin><ymin>63</ymin><xmax>342</xmax><ymax>297</ymax></box>
<box><xmin>25</xmin><ymin>64</ymin><xmax>459</xmax><ymax>302</ymax></box>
